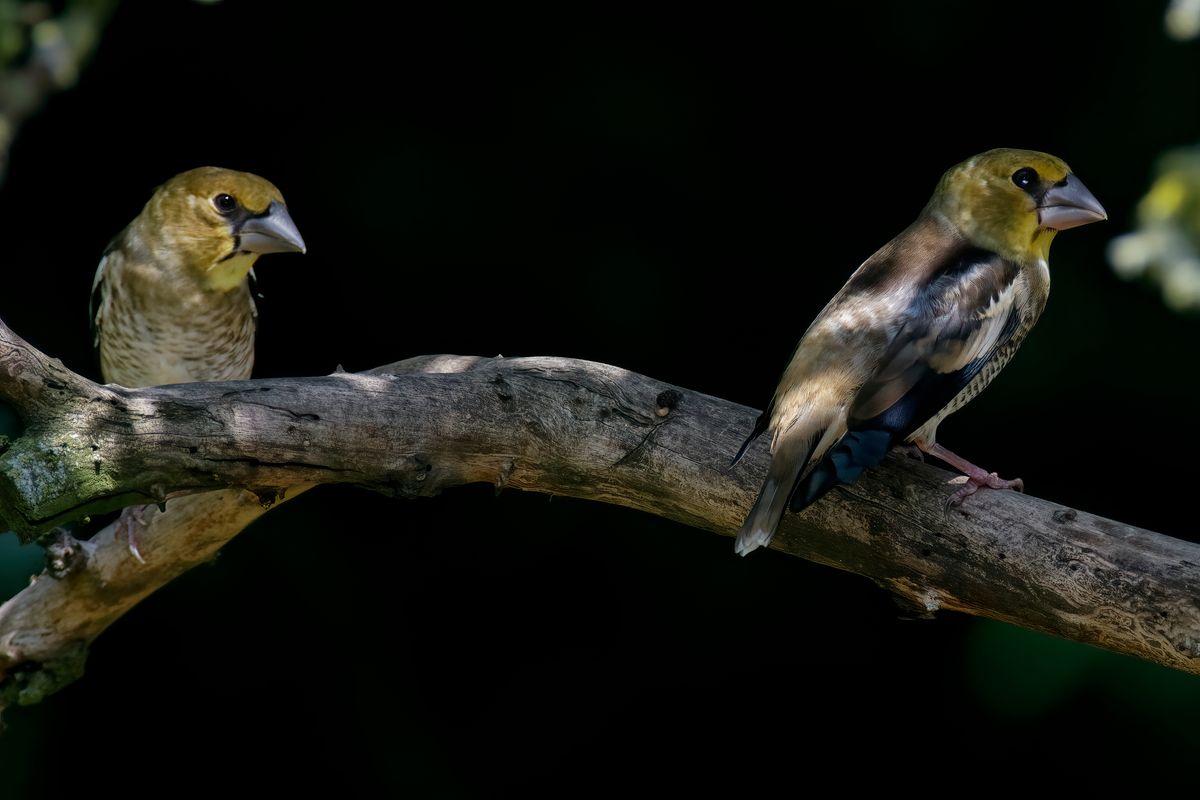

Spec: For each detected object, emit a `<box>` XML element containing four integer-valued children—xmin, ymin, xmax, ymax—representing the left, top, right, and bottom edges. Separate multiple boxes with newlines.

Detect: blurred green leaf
<box><xmin>0</xmin><ymin>531</ymin><xmax>42</xmax><ymax>600</ymax></box>
<box><xmin>967</xmin><ymin>620</ymin><xmax>1099</xmax><ymax>719</ymax></box>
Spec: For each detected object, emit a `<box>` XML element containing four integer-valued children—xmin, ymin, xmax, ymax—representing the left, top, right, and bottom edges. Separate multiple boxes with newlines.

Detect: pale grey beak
<box><xmin>238</xmin><ymin>200</ymin><xmax>307</xmax><ymax>254</ymax></box>
<box><xmin>1037</xmin><ymin>174</ymin><xmax>1107</xmax><ymax>231</ymax></box>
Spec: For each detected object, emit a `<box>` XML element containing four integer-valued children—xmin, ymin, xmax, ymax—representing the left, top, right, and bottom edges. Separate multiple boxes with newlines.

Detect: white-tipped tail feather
<box><xmin>734</xmin><ymin>432</ymin><xmax>811</xmax><ymax>556</ymax></box>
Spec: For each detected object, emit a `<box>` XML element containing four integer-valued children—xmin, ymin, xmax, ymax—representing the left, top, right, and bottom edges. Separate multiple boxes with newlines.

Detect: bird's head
<box><xmin>138</xmin><ymin>166</ymin><xmax>306</xmax><ymax>291</ymax></box>
<box><xmin>928</xmin><ymin>148</ymin><xmax>1107</xmax><ymax>264</ymax></box>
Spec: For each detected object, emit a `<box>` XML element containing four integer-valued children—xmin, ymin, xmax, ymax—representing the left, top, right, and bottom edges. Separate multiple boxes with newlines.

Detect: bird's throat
<box><xmin>204</xmin><ymin>252</ymin><xmax>260</xmax><ymax>292</ymax></box>
<box><xmin>1031</xmin><ymin>227</ymin><xmax>1057</xmax><ymax>263</ymax></box>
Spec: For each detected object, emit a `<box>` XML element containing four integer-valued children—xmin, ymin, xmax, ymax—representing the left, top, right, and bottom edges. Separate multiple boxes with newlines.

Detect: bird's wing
<box><xmin>848</xmin><ymin>246</ymin><xmax>1023</xmax><ymax>432</ymax></box>
<box><xmin>89</xmin><ymin>243</ymin><xmax>120</xmax><ymax>350</ymax></box>
<box><xmin>789</xmin><ymin>245</ymin><xmax>1026</xmax><ymax>512</ymax></box>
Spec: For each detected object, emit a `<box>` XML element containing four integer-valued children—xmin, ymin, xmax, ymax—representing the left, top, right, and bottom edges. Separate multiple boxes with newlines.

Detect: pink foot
<box><xmin>913</xmin><ymin>440</ymin><xmax>1023</xmax><ymax>507</ymax></box>
<box><xmin>115</xmin><ymin>505</ymin><xmax>152</xmax><ymax>564</ymax></box>
<box><xmin>948</xmin><ymin>471</ymin><xmax>1024</xmax><ymax>506</ymax></box>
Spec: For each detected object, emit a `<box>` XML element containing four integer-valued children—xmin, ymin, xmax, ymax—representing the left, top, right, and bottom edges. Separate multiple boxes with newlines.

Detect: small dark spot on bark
<box><xmin>90</xmin><ymin>445</ymin><xmax>99</xmax><ymax>451</ymax></box>
<box><xmin>188</xmin><ymin>446</ymin><xmax>198</xmax><ymax>454</ymax></box>
<box><xmin>1070</xmin><ymin>563</ymin><xmax>1080</xmax><ymax>572</ymax></box>
<box><xmin>997</xmin><ymin>552</ymin><xmax>1006</xmax><ymax>560</ymax></box>
<box><xmin>598</xmin><ymin>408</ymin><xmax>610</xmax><ymax>419</ymax></box>
<box><xmin>1160</xmin><ymin>610</ymin><xmax>1169</xmax><ymax>619</ymax></box>
<box><xmin>920</xmin><ymin>548</ymin><xmax>931</xmax><ymax>557</ymax></box>
<box><xmin>253</xmin><ymin>488</ymin><xmax>282</xmax><ymax>509</ymax></box>
<box><xmin>655</xmin><ymin>389</ymin><xmax>682</xmax><ymax>417</ymax></box>
<box><xmin>1052</xmin><ymin>509</ymin><xmax>1077</xmax><ymax>524</ymax></box>
<box><xmin>489</xmin><ymin>375</ymin><xmax>515</xmax><ymax>404</ymax></box>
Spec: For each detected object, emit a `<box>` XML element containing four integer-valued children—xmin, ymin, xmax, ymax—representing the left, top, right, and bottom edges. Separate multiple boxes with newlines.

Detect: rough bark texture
<box><xmin>0</xmin><ymin>486</ymin><xmax>311</xmax><ymax>708</ymax></box>
<box><xmin>0</xmin><ymin>319</ymin><xmax>1199</xmax><ymax>699</ymax></box>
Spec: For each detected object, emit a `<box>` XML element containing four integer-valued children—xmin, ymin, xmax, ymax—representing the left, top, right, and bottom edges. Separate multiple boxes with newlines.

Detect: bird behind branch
<box><xmin>90</xmin><ymin>166</ymin><xmax>306</xmax><ymax>559</ymax></box>
<box><xmin>733</xmin><ymin>148</ymin><xmax>1106</xmax><ymax>556</ymax></box>
<box><xmin>91</xmin><ymin>166</ymin><xmax>305</xmax><ymax>388</ymax></box>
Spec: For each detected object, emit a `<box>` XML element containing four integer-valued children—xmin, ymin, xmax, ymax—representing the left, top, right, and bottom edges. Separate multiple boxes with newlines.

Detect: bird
<box><xmin>90</xmin><ymin>166</ymin><xmax>306</xmax><ymax>560</ymax></box>
<box><xmin>732</xmin><ymin>148</ymin><xmax>1106</xmax><ymax>557</ymax></box>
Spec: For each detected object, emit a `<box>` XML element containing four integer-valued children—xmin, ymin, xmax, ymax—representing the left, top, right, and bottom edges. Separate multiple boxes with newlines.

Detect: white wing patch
<box><xmin>847</xmin><ymin>256</ymin><xmax>1022</xmax><ymax>423</ymax></box>
<box><xmin>927</xmin><ymin>276</ymin><xmax>1017</xmax><ymax>374</ymax></box>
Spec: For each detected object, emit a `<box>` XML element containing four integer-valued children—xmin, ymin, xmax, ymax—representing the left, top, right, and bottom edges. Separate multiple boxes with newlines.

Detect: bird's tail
<box><xmin>730</xmin><ymin>406</ymin><xmax>772</xmax><ymax>468</ymax></box>
<box><xmin>734</xmin><ymin>430</ymin><xmax>814</xmax><ymax>556</ymax></box>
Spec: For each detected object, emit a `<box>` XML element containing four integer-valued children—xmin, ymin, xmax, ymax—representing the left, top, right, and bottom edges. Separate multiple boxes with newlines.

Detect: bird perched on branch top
<box><xmin>732</xmin><ymin>148</ymin><xmax>1106</xmax><ymax>556</ymax></box>
<box><xmin>90</xmin><ymin>166</ymin><xmax>306</xmax><ymax>559</ymax></box>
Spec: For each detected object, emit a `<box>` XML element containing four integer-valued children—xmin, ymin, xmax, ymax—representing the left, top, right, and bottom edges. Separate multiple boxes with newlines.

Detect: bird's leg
<box><xmin>912</xmin><ymin>439</ymin><xmax>1024</xmax><ymax>505</ymax></box>
<box><xmin>115</xmin><ymin>490</ymin><xmax>209</xmax><ymax>563</ymax></box>
<box><xmin>891</xmin><ymin>442</ymin><xmax>924</xmax><ymax>461</ymax></box>
<box><xmin>114</xmin><ymin>504</ymin><xmax>154</xmax><ymax>564</ymax></box>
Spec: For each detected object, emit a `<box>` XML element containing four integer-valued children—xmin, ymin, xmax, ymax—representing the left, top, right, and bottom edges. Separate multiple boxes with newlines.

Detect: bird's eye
<box><xmin>213</xmin><ymin>194</ymin><xmax>238</xmax><ymax>214</ymax></box>
<box><xmin>1011</xmin><ymin>168</ymin><xmax>1039</xmax><ymax>191</ymax></box>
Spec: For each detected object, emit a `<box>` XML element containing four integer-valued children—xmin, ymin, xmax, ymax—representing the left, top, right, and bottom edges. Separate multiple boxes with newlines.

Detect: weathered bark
<box><xmin>0</xmin><ymin>317</ymin><xmax>1198</xmax><ymax>700</ymax></box>
<box><xmin>0</xmin><ymin>486</ymin><xmax>311</xmax><ymax>708</ymax></box>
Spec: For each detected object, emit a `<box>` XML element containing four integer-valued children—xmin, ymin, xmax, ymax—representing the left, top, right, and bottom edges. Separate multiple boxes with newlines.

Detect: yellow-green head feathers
<box><xmin>134</xmin><ymin>167</ymin><xmax>305</xmax><ymax>291</ymax></box>
<box><xmin>927</xmin><ymin>148</ymin><xmax>1105</xmax><ymax>264</ymax></box>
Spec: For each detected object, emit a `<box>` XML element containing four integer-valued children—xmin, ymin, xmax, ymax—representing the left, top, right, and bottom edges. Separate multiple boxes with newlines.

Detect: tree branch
<box><xmin>1</xmin><ymin>315</ymin><xmax>1199</xmax><ymax>699</ymax></box>
<box><xmin>0</xmin><ymin>486</ymin><xmax>311</xmax><ymax>710</ymax></box>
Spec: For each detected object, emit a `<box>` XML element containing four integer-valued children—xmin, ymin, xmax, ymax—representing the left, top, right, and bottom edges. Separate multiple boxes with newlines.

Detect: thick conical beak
<box><xmin>238</xmin><ymin>200</ymin><xmax>307</xmax><ymax>254</ymax></box>
<box><xmin>1037</xmin><ymin>174</ymin><xmax>1107</xmax><ymax>231</ymax></box>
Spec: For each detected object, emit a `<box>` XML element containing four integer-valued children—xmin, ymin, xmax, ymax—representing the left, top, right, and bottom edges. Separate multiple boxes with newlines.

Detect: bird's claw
<box><xmin>946</xmin><ymin>472</ymin><xmax>1024</xmax><ymax>508</ymax></box>
<box><xmin>114</xmin><ymin>505</ymin><xmax>153</xmax><ymax>564</ymax></box>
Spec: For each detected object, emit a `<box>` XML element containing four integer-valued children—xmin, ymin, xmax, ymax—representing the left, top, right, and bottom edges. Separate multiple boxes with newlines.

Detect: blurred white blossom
<box><xmin>1167</xmin><ymin>0</ymin><xmax>1200</xmax><ymax>40</ymax></box>
<box><xmin>1108</xmin><ymin>147</ymin><xmax>1200</xmax><ymax>310</ymax></box>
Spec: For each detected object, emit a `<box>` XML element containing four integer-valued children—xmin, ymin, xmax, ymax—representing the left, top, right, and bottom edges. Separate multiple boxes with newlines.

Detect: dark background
<box><xmin>3</xmin><ymin>0</ymin><xmax>1200</xmax><ymax>793</ymax></box>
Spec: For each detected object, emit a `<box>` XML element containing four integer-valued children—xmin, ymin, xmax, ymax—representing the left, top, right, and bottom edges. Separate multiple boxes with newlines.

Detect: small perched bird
<box><xmin>92</xmin><ymin>166</ymin><xmax>305</xmax><ymax>387</ymax></box>
<box><xmin>91</xmin><ymin>167</ymin><xmax>306</xmax><ymax>559</ymax></box>
<box><xmin>733</xmin><ymin>149</ymin><xmax>1106</xmax><ymax>556</ymax></box>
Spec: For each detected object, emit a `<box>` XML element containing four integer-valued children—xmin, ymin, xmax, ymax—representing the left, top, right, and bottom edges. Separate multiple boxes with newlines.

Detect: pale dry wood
<box><xmin>0</xmin><ymin>486</ymin><xmax>311</xmax><ymax>708</ymax></box>
<box><xmin>0</xmin><ymin>318</ymin><xmax>1198</xmax><ymax>707</ymax></box>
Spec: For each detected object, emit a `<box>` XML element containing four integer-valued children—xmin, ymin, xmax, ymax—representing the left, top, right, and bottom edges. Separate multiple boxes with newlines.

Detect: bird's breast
<box><xmin>99</xmin><ymin>280</ymin><xmax>256</xmax><ymax>387</ymax></box>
